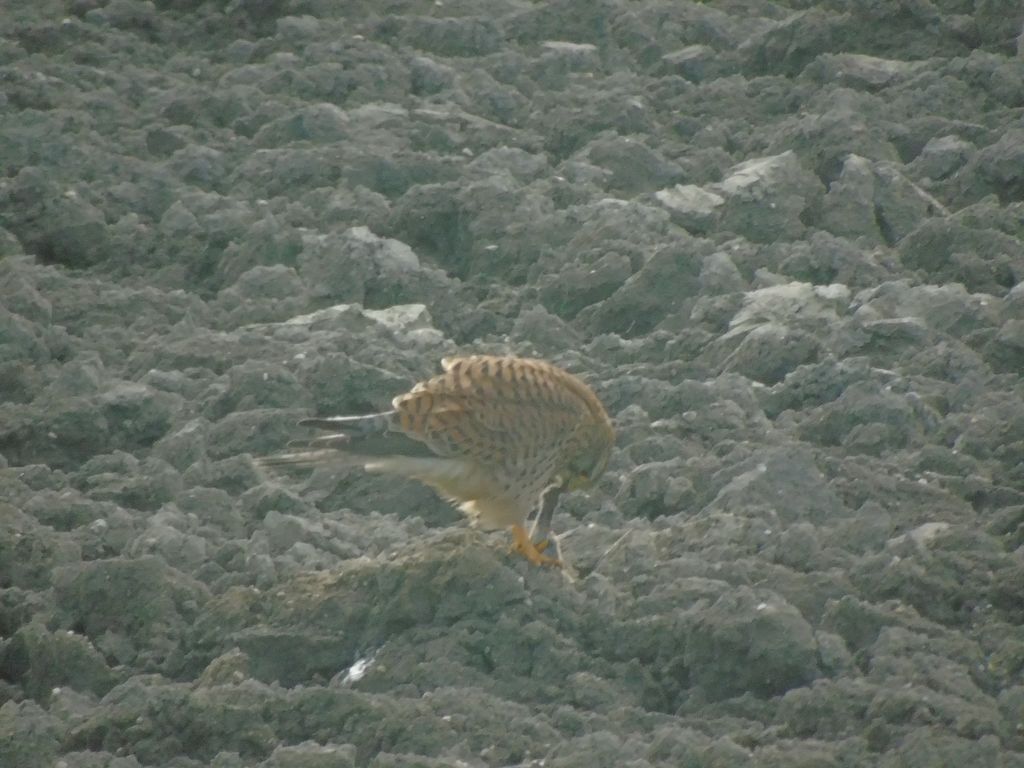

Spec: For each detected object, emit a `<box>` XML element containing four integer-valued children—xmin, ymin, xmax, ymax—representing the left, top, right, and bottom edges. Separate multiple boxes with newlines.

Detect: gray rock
<box><xmin>0</xmin><ymin>167</ymin><xmax>109</xmax><ymax>268</ymax></box>
<box><xmin>0</xmin><ymin>620</ymin><xmax>117</xmax><ymax>702</ymax></box>
<box><xmin>987</xmin><ymin>317</ymin><xmax>1024</xmax><ymax>373</ymax></box>
<box><xmin>880</xmin><ymin>730</ymin><xmax>1003</xmax><ymax>768</ymax></box>
<box><xmin>96</xmin><ymin>381</ymin><xmax>180</xmax><ymax>450</ymax></box>
<box><xmin>961</xmin><ymin>127</ymin><xmax>1024</xmax><ymax>204</ymax></box>
<box><xmin>768</xmin><ymin>89</ymin><xmax>904</xmax><ymax>180</ymax></box>
<box><xmin>703</xmin><ymin>444</ymin><xmax>848</xmax><ymax>525</ymax></box>
<box><xmin>254</xmin><ymin>102</ymin><xmax>350</xmax><ymax>147</ymax></box>
<box><xmin>0</xmin><ymin>256</ymin><xmax>53</xmax><ymax>325</ymax></box>
<box><xmin>157</xmin><ymin>199</ymin><xmax>202</xmax><ymax>239</ymax></box>
<box><xmin>537</xmin><ymin>250</ymin><xmax>634</xmax><ymax>320</ymax></box>
<box><xmin>205</xmin><ymin>409</ymin><xmax>297</xmax><ymax>462</ymax></box>
<box><xmin>297</xmin><ymin>230</ymin><xmax>375</xmax><ymax>303</ymax></box>
<box><xmin>655</xmin><ymin>184</ymin><xmax>724</xmax><ymax>234</ymax></box>
<box><xmin>297</xmin><ymin>226</ymin><xmax>451</xmax><ymax>313</ymax></box>
<box><xmin>851</xmin><ymin>280</ymin><xmax>1002</xmax><ymax>337</ymax></box>
<box><xmin>615</xmin><ymin>458</ymin><xmax>696</xmax><ymax>520</ymax></box>
<box><xmin>176</xmin><ymin>486</ymin><xmax>243</xmax><ymax>537</ymax></box>
<box><xmin>698</xmin><ymin>251</ymin><xmax>745</xmax><ymax>295</ymax></box>
<box><xmin>660</xmin><ymin>45</ymin><xmax>728</xmax><ymax>83</ymax></box>
<box><xmin>21</xmin><ymin>488</ymin><xmax>120</xmax><ymax>532</ymax></box>
<box><xmin>152</xmin><ymin>419</ymin><xmax>211</xmax><ymax>472</ymax></box>
<box><xmin>510</xmin><ymin>304</ymin><xmax>583</xmax><ymax>354</ymax></box>
<box><xmin>821</xmin><ymin>154</ymin><xmax>948</xmax><ymax>245</ymax></box>
<box><xmin>706</xmin><ymin>281</ymin><xmax>850</xmax><ymax>383</ymax></box>
<box><xmin>533</xmin><ymin>40</ymin><xmax>602</xmax><ymax>81</ymax></box>
<box><xmin>0</xmin><ymin>226</ymin><xmax>24</xmax><ymax>257</ymax></box>
<box><xmin>128</xmin><ymin>513</ymin><xmax>210</xmax><ymax>573</ymax></box>
<box><xmin>806</xmin><ymin>53</ymin><xmax>925</xmax><ymax>90</ymax></box>
<box><xmin>741</xmin><ymin>9</ymin><xmax>840</xmax><ymax>77</ymax></box>
<box><xmin>577</xmin><ymin>135</ymin><xmax>685</xmax><ymax>195</ymax></box>
<box><xmin>909</xmin><ymin>134</ymin><xmax>977</xmax><ymax>181</ymax></box>
<box><xmin>799</xmin><ymin>379</ymin><xmax>926</xmax><ymax>452</ymax></box>
<box><xmin>777</xmin><ymin>231</ymin><xmax>895</xmax><ymax>288</ymax></box>
<box><xmin>204</xmin><ymin>361</ymin><xmax>308</xmax><ymax>419</ymax></box>
<box><xmin>0</xmin><ymin>699</ymin><xmax>61</xmax><ymax>768</ymax></box>
<box><xmin>720</xmin><ymin>322</ymin><xmax>823</xmax><ymax>385</ymax></box>
<box><xmin>400</xmin><ymin>16</ymin><xmax>502</xmax><ymax>57</ymax></box>
<box><xmin>872</xmin><ymin>162</ymin><xmax>949</xmax><ymax>244</ymax></box>
<box><xmin>52</xmin><ymin>555</ymin><xmax>209</xmax><ymax>667</ymax></box>
<box><xmin>77</xmin><ymin>454</ymin><xmax>182</xmax><ymax>512</ymax></box>
<box><xmin>712</xmin><ymin>151</ymin><xmax>823</xmax><ymax>242</ymax></box>
<box><xmin>0</xmin><ymin>305</ymin><xmax>49</xmax><ymax>364</ymax></box>
<box><xmin>409</xmin><ymin>55</ymin><xmax>456</xmax><ymax>95</ymax></box>
<box><xmin>466</xmin><ymin>146</ymin><xmax>549</xmax><ymax>182</ymax></box>
<box><xmin>685</xmin><ymin>586</ymin><xmax>821</xmax><ymax>699</ymax></box>
<box><xmin>168</xmin><ymin>144</ymin><xmax>227</xmax><ymax>189</ymax></box>
<box><xmin>217</xmin><ymin>217</ymin><xmax>304</xmax><ymax>289</ymax></box>
<box><xmin>898</xmin><ymin>217</ymin><xmax>1022</xmax><ymax>293</ymax></box>
<box><xmin>216</xmin><ymin>265</ymin><xmax>308</xmax><ymax>326</ymax></box>
<box><xmin>274</xmin><ymin>15</ymin><xmax>321</xmax><ymax>40</ymax></box>
<box><xmin>581</xmin><ymin>241</ymin><xmax>704</xmax><ymax>337</ymax></box>
<box><xmin>262</xmin><ymin>741</ymin><xmax>357</xmax><ymax>768</ymax></box>
<box><xmin>776</xmin><ymin>678</ymin><xmax>877</xmax><ymax>739</ymax></box>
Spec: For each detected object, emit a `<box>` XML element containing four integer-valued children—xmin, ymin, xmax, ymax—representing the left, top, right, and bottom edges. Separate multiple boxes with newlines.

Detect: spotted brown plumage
<box><xmin>258</xmin><ymin>355</ymin><xmax>615</xmax><ymax>566</ymax></box>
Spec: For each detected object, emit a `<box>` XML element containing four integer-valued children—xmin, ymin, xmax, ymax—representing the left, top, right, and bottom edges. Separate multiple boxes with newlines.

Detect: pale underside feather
<box><xmin>363</xmin><ymin>455</ymin><xmax>529</xmax><ymax>529</ymax></box>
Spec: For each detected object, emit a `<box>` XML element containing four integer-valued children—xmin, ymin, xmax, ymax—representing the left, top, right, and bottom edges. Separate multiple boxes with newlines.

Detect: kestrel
<box><xmin>258</xmin><ymin>355</ymin><xmax>615</xmax><ymax>566</ymax></box>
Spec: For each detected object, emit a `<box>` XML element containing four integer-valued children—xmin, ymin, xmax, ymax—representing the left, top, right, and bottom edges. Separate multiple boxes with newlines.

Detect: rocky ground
<box><xmin>2</xmin><ymin>0</ymin><xmax>1024</xmax><ymax>766</ymax></box>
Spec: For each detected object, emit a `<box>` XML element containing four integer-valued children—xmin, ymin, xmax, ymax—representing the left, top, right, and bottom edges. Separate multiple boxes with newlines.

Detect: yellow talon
<box><xmin>510</xmin><ymin>524</ymin><xmax>562</xmax><ymax>567</ymax></box>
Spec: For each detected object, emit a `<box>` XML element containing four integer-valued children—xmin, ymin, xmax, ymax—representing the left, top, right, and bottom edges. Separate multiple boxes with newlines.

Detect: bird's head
<box><xmin>562</xmin><ymin>423</ymin><xmax>614</xmax><ymax>491</ymax></box>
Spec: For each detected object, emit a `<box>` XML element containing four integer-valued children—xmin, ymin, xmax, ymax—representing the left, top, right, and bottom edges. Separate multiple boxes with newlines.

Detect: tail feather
<box><xmin>256</xmin><ymin>449</ymin><xmax>359</xmax><ymax>471</ymax></box>
<box><xmin>292</xmin><ymin>431</ymin><xmax>435</xmax><ymax>459</ymax></box>
<box><xmin>258</xmin><ymin>410</ymin><xmax>432</xmax><ymax>473</ymax></box>
<box><xmin>298</xmin><ymin>412</ymin><xmax>394</xmax><ymax>437</ymax></box>
<box><xmin>297</xmin><ymin>434</ymin><xmax>352</xmax><ymax>450</ymax></box>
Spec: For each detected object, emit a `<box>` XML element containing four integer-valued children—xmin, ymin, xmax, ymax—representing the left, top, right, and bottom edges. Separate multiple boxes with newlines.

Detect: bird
<box><xmin>258</xmin><ymin>355</ymin><xmax>615</xmax><ymax>566</ymax></box>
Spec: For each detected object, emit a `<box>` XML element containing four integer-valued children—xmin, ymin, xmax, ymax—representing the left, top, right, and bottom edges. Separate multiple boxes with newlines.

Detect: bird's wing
<box><xmin>394</xmin><ymin>380</ymin><xmax>578</xmax><ymax>468</ymax></box>
<box><xmin>393</xmin><ymin>389</ymin><xmax>484</xmax><ymax>459</ymax></box>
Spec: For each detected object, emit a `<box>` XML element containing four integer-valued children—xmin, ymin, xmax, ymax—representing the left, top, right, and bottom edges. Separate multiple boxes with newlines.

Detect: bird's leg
<box><xmin>528</xmin><ymin>484</ymin><xmax>563</xmax><ymax>559</ymax></box>
<box><xmin>510</xmin><ymin>524</ymin><xmax>562</xmax><ymax>567</ymax></box>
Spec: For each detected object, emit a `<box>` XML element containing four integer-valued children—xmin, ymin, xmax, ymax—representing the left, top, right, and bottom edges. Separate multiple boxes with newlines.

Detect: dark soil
<box><xmin>2</xmin><ymin>1</ymin><xmax>1023</xmax><ymax>766</ymax></box>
